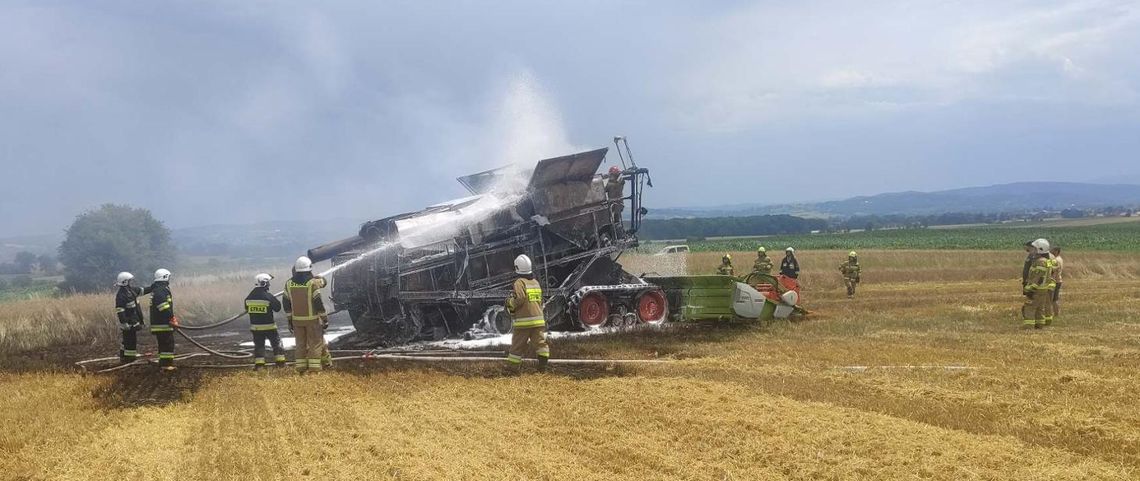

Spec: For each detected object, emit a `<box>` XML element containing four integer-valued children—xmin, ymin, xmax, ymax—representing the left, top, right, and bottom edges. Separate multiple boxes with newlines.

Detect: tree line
<box><xmin>637</xmin><ymin>207</ymin><xmax>1137</xmax><ymax>241</ymax></box>
<box><xmin>0</xmin><ymin>251</ymin><xmax>57</xmax><ymax>276</ymax></box>
<box><xmin>638</xmin><ymin>215</ymin><xmax>829</xmax><ymax>240</ymax></box>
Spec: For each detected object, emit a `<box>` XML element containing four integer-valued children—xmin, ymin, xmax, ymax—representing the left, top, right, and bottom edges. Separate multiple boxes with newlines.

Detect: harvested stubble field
<box><xmin>2</xmin><ymin>251</ymin><xmax>1140</xmax><ymax>480</ymax></box>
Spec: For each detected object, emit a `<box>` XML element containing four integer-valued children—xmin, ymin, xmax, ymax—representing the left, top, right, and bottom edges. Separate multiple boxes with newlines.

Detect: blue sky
<box><xmin>2</xmin><ymin>0</ymin><xmax>1138</xmax><ymax>235</ymax></box>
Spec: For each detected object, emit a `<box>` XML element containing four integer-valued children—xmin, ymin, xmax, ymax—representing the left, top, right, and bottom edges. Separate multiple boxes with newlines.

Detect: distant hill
<box><xmin>653</xmin><ymin>182</ymin><xmax>1140</xmax><ymax>219</ymax></box>
<box><xmin>0</xmin><ymin>219</ymin><xmax>363</xmax><ymax>264</ymax></box>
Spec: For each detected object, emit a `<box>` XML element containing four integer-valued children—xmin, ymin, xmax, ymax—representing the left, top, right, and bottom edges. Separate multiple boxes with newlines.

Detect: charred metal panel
<box><xmin>527</xmin><ymin>148</ymin><xmax>608</xmax><ymax>190</ymax></box>
<box><xmin>456</xmin><ymin>166</ymin><xmax>512</xmax><ymax>195</ymax></box>
<box><xmin>531</xmin><ymin>177</ymin><xmax>606</xmax><ymax>217</ymax></box>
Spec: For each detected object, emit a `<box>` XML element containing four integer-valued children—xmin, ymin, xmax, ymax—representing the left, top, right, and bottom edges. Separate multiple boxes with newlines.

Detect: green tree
<box><xmin>36</xmin><ymin>254</ymin><xmax>58</xmax><ymax>275</ymax></box>
<box><xmin>58</xmin><ymin>204</ymin><xmax>176</xmax><ymax>293</ymax></box>
<box><xmin>13</xmin><ymin>251</ymin><xmax>37</xmax><ymax>274</ymax></box>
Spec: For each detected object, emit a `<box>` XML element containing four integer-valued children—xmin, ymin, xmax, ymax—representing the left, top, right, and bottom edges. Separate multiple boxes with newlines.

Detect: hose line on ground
<box><xmin>173</xmin><ymin>290</ymin><xmax>287</xmax><ymax>331</ymax></box>
<box><xmin>75</xmin><ymin>349</ymin><xmax>670</xmax><ymax>373</ymax></box>
<box><xmin>175</xmin><ymin>328</ymin><xmax>252</xmax><ymax>359</ymax></box>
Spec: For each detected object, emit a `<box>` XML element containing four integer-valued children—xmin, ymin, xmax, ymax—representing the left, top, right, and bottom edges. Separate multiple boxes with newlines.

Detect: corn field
<box><xmin>645</xmin><ymin>218</ymin><xmax>1140</xmax><ymax>252</ymax></box>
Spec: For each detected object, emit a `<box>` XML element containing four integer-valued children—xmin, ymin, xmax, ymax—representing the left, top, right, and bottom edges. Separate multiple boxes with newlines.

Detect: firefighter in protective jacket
<box><xmin>246</xmin><ymin>273</ymin><xmax>285</xmax><ymax>369</ymax></box>
<box><xmin>839</xmin><ymin>251</ymin><xmax>861</xmax><ymax>298</ymax></box>
<box><xmin>145</xmin><ymin>268</ymin><xmax>177</xmax><ymax>370</ymax></box>
<box><xmin>753</xmin><ymin>247</ymin><xmax>774</xmax><ymax>276</ymax></box>
<box><xmin>1022</xmin><ymin>238</ymin><xmax>1056</xmax><ymax>329</ymax></box>
<box><xmin>716</xmin><ymin>254</ymin><xmax>735</xmax><ymax>276</ymax></box>
<box><xmin>781</xmin><ymin>247</ymin><xmax>800</xmax><ymax>279</ymax></box>
<box><xmin>114</xmin><ymin>272</ymin><xmax>145</xmax><ymax>363</ymax></box>
<box><xmin>283</xmin><ymin>256</ymin><xmax>329</xmax><ymax>373</ymax></box>
<box><xmin>605</xmin><ymin>166</ymin><xmax>626</xmax><ymax>226</ymax></box>
<box><xmin>505</xmin><ymin>254</ymin><xmax>550</xmax><ymax>371</ymax></box>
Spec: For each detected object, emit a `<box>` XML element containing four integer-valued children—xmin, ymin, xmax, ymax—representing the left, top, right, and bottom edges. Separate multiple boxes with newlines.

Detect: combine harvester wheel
<box><xmin>636</xmin><ymin>289</ymin><xmax>669</xmax><ymax>324</ymax></box>
<box><xmin>578</xmin><ymin>292</ymin><xmax>609</xmax><ymax>329</ymax></box>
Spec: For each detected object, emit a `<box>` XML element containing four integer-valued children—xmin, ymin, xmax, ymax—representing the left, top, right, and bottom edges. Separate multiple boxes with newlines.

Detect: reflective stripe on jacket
<box><xmin>147</xmin><ymin>282</ymin><xmax>174</xmax><ymax>327</ymax></box>
<box><xmin>1025</xmin><ymin>256</ymin><xmax>1056</xmax><ymax>292</ymax></box>
<box><xmin>506</xmin><ymin>277</ymin><xmax>544</xmax><ymax>328</ymax></box>
<box><xmin>245</xmin><ymin>286</ymin><xmax>282</xmax><ymax>330</ymax></box>
<box><xmin>115</xmin><ymin>286</ymin><xmax>144</xmax><ymax>323</ymax></box>
<box><xmin>781</xmin><ymin>257</ymin><xmax>800</xmax><ymax>278</ymax></box>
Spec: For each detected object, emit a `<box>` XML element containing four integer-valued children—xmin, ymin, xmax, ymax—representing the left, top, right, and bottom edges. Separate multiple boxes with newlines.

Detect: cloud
<box><xmin>1</xmin><ymin>0</ymin><xmax>1138</xmax><ymax>236</ymax></box>
<box><xmin>670</xmin><ymin>0</ymin><xmax>1140</xmax><ymax>131</ymax></box>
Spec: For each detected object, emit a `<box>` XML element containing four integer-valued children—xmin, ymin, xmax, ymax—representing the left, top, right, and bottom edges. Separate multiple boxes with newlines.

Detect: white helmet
<box><xmin>255</xmin><ymin>273</ymin><xmax>273</xmax><ymax>287</ymax></box>
<box><xmin>294</xmin><ymin>256</ymin><xmax>313</xmax><ymax>273</ymax></box>
<box><xmin>154</xmin><ymin>268</ymin><xmax>171</xmax><ymax>282</ymax></box>
<box><xmin>1031</xmin><ymin>238</ymin><xmax>1050</xmax><ymax>255</ymax></box>
<box><xmin>514</xmin><ymin>254</ymin><xmax>533</xmax><ymax>275</ymax></box>
<box><xmin>116</xmin><ymin>272</ymin><xmax>134</xmax><ymax>286</ymax></box>
<box><xmin>785</xmin><ymin>247</ymin><xmax>795</xmax><ymax>253</ymax></box>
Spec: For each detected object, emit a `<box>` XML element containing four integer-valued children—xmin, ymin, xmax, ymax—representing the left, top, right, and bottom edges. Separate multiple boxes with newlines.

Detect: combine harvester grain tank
<box><xmin>307</xmin><ymin>138</ymin><xmax>804</xmax><ymax>347</ymax></box>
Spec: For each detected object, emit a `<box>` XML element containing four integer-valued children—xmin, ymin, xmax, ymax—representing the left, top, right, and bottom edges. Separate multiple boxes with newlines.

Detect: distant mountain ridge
<box><xmin>652</xmin><ymin>182</ymin><xmax>1140</xmax><ymax>219</ymax></box>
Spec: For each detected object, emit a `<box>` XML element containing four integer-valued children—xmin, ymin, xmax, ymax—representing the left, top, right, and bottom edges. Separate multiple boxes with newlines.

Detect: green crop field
<box><xmin>642</xmin><ymin>219</ymin><xmax>1140</xmax><ymax>252</ymax></box>
<box><xmin>0</xmin><ymin>277</ymin><xmax>58</xmax><ymax>303</ymax></box>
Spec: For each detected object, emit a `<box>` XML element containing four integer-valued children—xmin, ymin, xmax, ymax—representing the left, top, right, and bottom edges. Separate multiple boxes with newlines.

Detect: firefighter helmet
<box><xmin>116</xmin><ymin>272</ymin><xmax>134</xmax><ymax>286</ymax></box>
<box><xmin>608</xmin><ymin>166</ymin><xmax>621</xmax><ymax>175</ymax></box>
<box><xmin>1031</xmin><ymin>238</ymin><xmax>1050</xmax><ymax>255</ymax></box>
<box><xmin>722</xmin><ymin>254</ymin><xmax>732</xmax><ymax>262</ymax></box>
<box><xmin>849</xmin><ymin>251</ymin><xmax>858</xmax><ymax>258</ymax></box>
<box><xmin>786</xmin><ymin>247</ymin><xmax>795</xmax><ymax>254</ymax></box>
<box><xmin>757</xmin><ymin>246</ymin><xmax>766</xmax><ymax>254</ymax></box>
<box><xmin>154</xmin><ymin>268</ymin><xmax>171</xmax><ymax>282</ymax></box>
<box><xmin>294</xmin><ymin>256</ymin><xmax>313</xmax><ymax>273</ymax></box>
<box><xmin>514</xmin><ymin>254</ymin><xmax>533</xmax><ymax>275</ymax></box>
<box><xmin>255</xmin><ymin>273</ymin><xmax>273</xmax><ymax>288</ymax></box>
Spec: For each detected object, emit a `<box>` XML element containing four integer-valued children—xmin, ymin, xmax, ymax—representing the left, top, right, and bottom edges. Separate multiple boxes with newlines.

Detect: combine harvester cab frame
<box><xmin>307</xmin><ymin>142</ymin><xmax>665</xmax><ymax>346</ymax></box>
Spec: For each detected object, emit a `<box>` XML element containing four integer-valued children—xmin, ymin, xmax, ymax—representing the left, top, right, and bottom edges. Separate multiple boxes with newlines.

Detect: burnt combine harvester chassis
<box><xmin>307</xmin><ymin>143</ymin><xmax>666</xmax><ymax>346</ymax></box>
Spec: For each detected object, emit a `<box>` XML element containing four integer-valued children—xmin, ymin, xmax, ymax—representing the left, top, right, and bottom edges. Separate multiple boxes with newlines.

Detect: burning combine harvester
<box><xmin>308</xmin><ymin>138</ymin><xmax>806</xmax><ymax>347</ymax></box>
<box><xmin>307</xmin><ymin>140</ymin><xmax>663</xmax><ymax>346</ymax></box>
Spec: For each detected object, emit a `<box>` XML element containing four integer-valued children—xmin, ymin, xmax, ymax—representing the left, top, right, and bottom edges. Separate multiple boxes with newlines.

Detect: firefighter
<box><xmin>114</xmin><ymin>272</ymin><xmax>145</xmax><ymax>364</ymax></box>
<box><xmin>1050</xmin><ymin>246</ymin><xmax>1064</xmax><ymax>321</ymax></box>
<box><xmin>716</xmin><ymin>254</ymin><xmax>734</xmax><ymax>276</ymax></box>
<box><xmin>752</xmin><ymin>247</ymin><xmax>773</xmax><ymax>275</ymax></box>
<box><xmin>839</xmin><ymin>251</ymin><xmax>861</xmax><ymax>299</ymax></box>
<box><xmin>505</xmin><ymin>254</ymin><xmax>550</xmax><ymax>372</ymax></box>
<box><xmin>144</xmin><ymin>268</ymin><xmax>177</xmax><ymax>371</ymax></box>
<box><xmin>283</xmin><ymin>256</ymin><xmax>329</xmax><ymax>373</ymax></box>
<box><xmin>1022</xmin><ymin>238</ymin><xmax>1056</xmax><ymax>329</ymax></box>
<box><xmin>1021</xmin><ymin>240</ymin><xmax>1034</xmax><ymax>294</ymax></box>
<box><xmin>605</xmin><ymin>166</ymin><xmax>626</xmax><ymax>227</ymax></box>
<box><xmin>780</xmin><ymin>247</ymin><xmax>800</xmax><ymax>279</ymax></box>
<box><xmin>245</xmin><ymin>273</ymin><xmax>285</xmax><ymax>369</ymax></box>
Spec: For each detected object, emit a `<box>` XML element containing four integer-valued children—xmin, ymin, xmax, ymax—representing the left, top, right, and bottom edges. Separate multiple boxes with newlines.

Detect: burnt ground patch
<box><xmin>327</xmin><ymin>355</ymin><xmax>636</xmax><ymax>381</ymax></box>
<box><xmin>91</xmin><ymin>368</ymin><xmax>207</xmax><ymax>409</ymax></box>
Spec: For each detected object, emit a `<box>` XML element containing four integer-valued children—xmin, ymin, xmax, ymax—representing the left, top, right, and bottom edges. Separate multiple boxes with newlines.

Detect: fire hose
<box><xmin>76</xmin><ymin>352</ymin><xmax>670</xmax><ymax>373</ymax></box>
<box><xmin>173</xmin><ymin>289</ymin><xmax>286</xmax><ymax>331</ymax></box>
<box><xmin>76</xmin><ymin>306</ymin><xmax>673</xmax><ymax>373</ymax></box>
